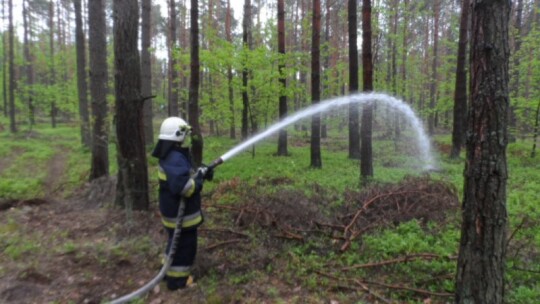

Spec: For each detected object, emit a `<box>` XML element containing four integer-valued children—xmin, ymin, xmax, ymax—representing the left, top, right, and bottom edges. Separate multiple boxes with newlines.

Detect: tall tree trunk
<box><xmin>49</xmin><ymin>0</ymin><xmax>57</xmax><ymax>128</ymax></box>
<box><xmin>189</xmin><ymin>0</ymin><xmax>203</xmax><ymax>166</ymax></box>
<box><xmin>277</xmin><ymin>0</ymin><xmax>288</xmax><ymax>156</ymax></box>
<box><xmin>8</xmin><ymin>0</ymin><xmax>16</xmax><ymax>132</ymax></box>
<box><xmin>2</xmin><ymin>0</ymin><xmax>6</xmax><ymax>118</ymax></box>
<box><xmin>455</xmin><ymin>1</ymin><xmax>510</xmax><ymax>303</ymax></box>
<box><xmin>509</xmin><ymin>0</ymin><xmax>524</xmax><ymax>142</ymax></box>
<box><xmin>360</xmin><ymin>0</ymin><xmax>374</xmax><ymax>181</ymax></box>
<box><xmin>23</xmin><ymin>0</ymin><xmax>35</xmax><ymax>127</ymax></box>
<box><xmin>428</xmin><ymin>0</ymin><xmax>440</xmax><ymax>135</ymax></box>
<box><xmin>241</xmin><ymin>0</ymin><xmax>251</xmax><ymax>140</ymax></box>
<box><xmin>167</xmin><ymin>0</ymin><xmax>179</xmax><ymax>116</ymax></box>
<box><xmin>141</xmin><ymin>0</ymin><xmax>154</xmax><ymax>145</ymax></box>
<box><xmin>89</xmin><ymin>0</ymin><xmax>109</xmax><ymax>180</ymax></box>
<box><xmin>226</xmin><ymin>0</ymin><xmax>236</xmax><ymax>139</ymax></box>
<box><xmin>113</xmin><ymin>0</ymin><xmax>149</xmax><ymax>210</ymax></box>
<box><xmin>450</xmin><ymin>0</ymin><xmax>470</xmax><ymax>158</ymax></box>
<box><xmin>348</xmin><ymin>0</ymin><xmax>360</xmax><ymax>159</ymax></box>
<box><xmin>310</xmin><ymin>0</ymin><xmax>322</xmax><ymax>168</ymax></box>
<box><xmin>74</xmin><ymin>0</ymin><xmax>91</xmax><ymax>147</ymax></box>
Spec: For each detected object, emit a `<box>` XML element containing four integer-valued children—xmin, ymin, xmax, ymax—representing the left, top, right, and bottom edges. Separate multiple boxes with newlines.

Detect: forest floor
<box><xmin>0</xmin><ymin>142</ymin><xmax>462</xmax><ymax>304</ymax></box>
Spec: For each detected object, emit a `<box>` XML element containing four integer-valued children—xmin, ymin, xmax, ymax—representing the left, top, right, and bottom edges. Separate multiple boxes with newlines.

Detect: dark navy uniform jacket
<box><xmin>153</xmin><ymin>141</ymin><xmax>203</xmax><ymax>230</ymax></box>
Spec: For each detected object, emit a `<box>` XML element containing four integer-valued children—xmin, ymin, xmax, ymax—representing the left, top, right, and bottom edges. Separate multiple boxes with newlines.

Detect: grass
<box><xmin>0</xmin><ymin>118</ymin><xmax>539</xmax><ymax>302</ymax></box>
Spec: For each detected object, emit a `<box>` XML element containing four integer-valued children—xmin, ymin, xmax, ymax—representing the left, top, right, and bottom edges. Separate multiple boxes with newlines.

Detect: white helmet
<box><xmin>158</xmin><ymin>117</ymin><xmax>192</xmax><ymax>142</ymax></box>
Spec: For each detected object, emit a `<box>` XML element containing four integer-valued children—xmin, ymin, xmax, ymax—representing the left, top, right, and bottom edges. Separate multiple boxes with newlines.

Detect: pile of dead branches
<box><xmin>208</xmin><ymin>176</ymin><xmax>459</xmax><ymax>250</ymax></box>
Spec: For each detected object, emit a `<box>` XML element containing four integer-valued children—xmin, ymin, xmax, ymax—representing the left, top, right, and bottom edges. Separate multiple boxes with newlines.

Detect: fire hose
<box><xmin>108</xmin><ymin>158</ymin><xmax>223</xmax><ymax>304</ymax></box>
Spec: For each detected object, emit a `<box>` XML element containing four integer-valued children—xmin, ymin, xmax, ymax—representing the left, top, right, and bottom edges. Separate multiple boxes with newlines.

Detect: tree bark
<box><xmin>450</xmin><ymin>0</ymin><xmax>470</xmax><ymax>158</ymax></box>
<box><xmin>455</xmin><ymin>1</ymin><xmax>510</xmax><ymax>303</ymax></box>
<box><xmin>189</xmin><ymin>0</ymin><xmax>203</xmax><ymax>166</ymax></box>
<box><xmin>277</xmin><ymin>0</ymin><xmax>288</xmax><ymax>156</ymax></box>
<box><xmin>141</xmin><ymin>0</ymin><xmax>154</xmax><ymax>146</ymax></box>
<box><xmin>113</xmin><ymin>0</ymin><xmax>149</xmax><ymax>210</ymax></box>
<box><xmin>360</xmin><ymin>0</ymin><xmax>374</xmax><ymax>181</ymax></box>
<box><xmin>74</xmin><ymin>0</ymin><xmax>91</xmax><ymax>147</ymax></box>
<box><xmin>348</xmin><ymin>0</ymin><xmax>360</xmax><ymax>160</ymax></box>
<box><xmin>89</xmin><ymin>0</ymin><xmax>109</xmax><ymax>180</ymax></box>
<box><xmin>310</xmin><ymin>0</ymin><xmax>322</xmax><ymax>168</ymax></box>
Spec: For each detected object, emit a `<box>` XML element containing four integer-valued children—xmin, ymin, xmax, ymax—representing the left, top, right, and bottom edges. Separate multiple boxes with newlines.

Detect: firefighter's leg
<box><xmin>165</xmin><ymin>228</ymin><xmax>198</xmax><ymax>290</ymax></box>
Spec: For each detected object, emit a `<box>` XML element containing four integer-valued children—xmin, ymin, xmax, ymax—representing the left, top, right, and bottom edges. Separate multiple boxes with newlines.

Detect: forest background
<box><xmin>0</xmin><ymin>0</ymin><xmax>539</xmax><ymax>303</ymax></box>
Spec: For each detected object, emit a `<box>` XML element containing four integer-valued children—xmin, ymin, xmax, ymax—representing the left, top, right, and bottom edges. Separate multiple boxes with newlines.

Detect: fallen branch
<box><xmin>342</xmin><ymin>253</ymin><xmax>457</xmax><ymax>271</ymax></box>
<box><xmin>199</xmin><ymin>228</ymin><xmax>249</xmax><ymax>238</ymax></box>
<box><xmin>204</xmin><ymin>238</ymin><xmax>246</xmax><ymax>252</ymax></box>
<box><xmin>340</xmin><ymin>221</ymin><xmax>380</xmax><ymax>252</ymax></box>
<box><xmin>360</xmin><ymin>279</ymin><xmax>453</xmax><ymax>298</ymax></box>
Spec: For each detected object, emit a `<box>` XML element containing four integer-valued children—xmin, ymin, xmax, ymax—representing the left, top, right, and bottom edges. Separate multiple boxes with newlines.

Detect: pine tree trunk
<box><xmin>167</xmin><ymin>0</ymin><xmax>179</xmax><ymax>116</ymax></box>
<box><xmin>89</xmin><ymin>0</ymin><xmax>109</xmax><ymax>180</ymax></box>
<box><xmin>74</xmin><ymin>0</ymin><xmax>91</xmax><ymax>147</ymax></box>
<box><xmin>428</xmin><ymin>0</ymin><xmax>440</xmax><ymax>135</ymax></box>
<box><xmin>49</xmin><ymin>1</ymin><xmax>57</xmax><ymax>128</ymax></box>
<box><xmin>113</xmin><ymin>0</ymin><xmax>149</xmax><ymax>211</ymax></box>
<box><xmin>189</xmin><ymin>0</ymin><xmax>203</xmax><ymax>166</ymax></box>
<box><xmin>310</xmin><ymin>0</ymin><xmax>322</xmax><ymax>168</ymax></box>
<box><xmin>348</xmin><ymin>0</ymin><xmax>360</xmax><ymax>160</ymax></box>
<box><xmin>23</xmin><ymin>0</ymin><xmax>35</xmax><ymax>127</ymax></box>
<box><xmin>450</xmin><ymin>0</ymin><xmax>470</xmax><ymax>158</ymax></box>
<box><xmin>8</xmin><ymin>0</ymin><xmax>16</xmax><ymax>132</ymax></box>
<box><xmin>226</xmin><ymin>0</ymin><xmax>235</xmax><ymax>139</ymax></box>
<box><xmin>277</xmin><ymin>0</ymin><xmax>288</xmax><ymax>156</ymax></box>
<box><xmin>360</xmin><ymin>0</ymin><xmax>374</xmax><ymax>181</ymax></box>
<box><xmin>455</xmin><ymin>1</ymin><xmax>510</xmax><ymax>302</ymax></box>
<box><xmin>141</xmin><ymin>0</ymin><xmax>154</xmax><ymax>146</ymax></box>
<box><xmin>241</xmin><ymin>0</ymin><xmax>251</xmax><ymax>140</ymax></box>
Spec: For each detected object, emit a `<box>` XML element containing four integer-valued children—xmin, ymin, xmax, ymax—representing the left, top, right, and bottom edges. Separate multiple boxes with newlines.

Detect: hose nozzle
<box><xmin>207</xmin><ymin>157</ymin><xmax>224</xmax><ymax>170</ymax></box>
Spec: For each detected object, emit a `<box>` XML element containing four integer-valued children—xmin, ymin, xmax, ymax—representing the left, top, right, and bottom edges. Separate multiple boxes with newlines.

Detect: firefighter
<box><xmin>151</xmin><ymin>116</ymin><xmax>213</xmax><ymax>290</ymax></box>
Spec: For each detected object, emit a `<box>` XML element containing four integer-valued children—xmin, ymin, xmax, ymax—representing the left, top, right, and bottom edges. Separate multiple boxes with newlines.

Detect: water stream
<box><xmin>219</xmin><ymin>92</ymin><xmax>436</xmax><ymax>170</ymax></box>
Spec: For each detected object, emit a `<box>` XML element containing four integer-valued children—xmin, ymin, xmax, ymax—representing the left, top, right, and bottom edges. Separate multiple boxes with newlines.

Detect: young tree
<box><xmin>113</xmin><ymin>0</ymin><xmax>149</xmax><ymax>210</ymax></box>
<box><xmin>277</xmin><ymin>0</ymin><xmax>288</xmax><ymax>156</ymax></box>
<box><xmin>8</xmin><ymin>0</ymin><xmax>16</xmax><ymax>132</ymax></box>
<box><xmin>450</xmin><ymin>0</ymin><xmax>470</xmax><ymax>158</ymax></box>
<box><xmin>74</xmin><ymin>0</ymin><xmax>91</xmax><ymax>147</ymax></box>
<box><xmin>189</xmin><ymin>0</ymin><xmax>203</xmax><ymax>166</ymax></box>
<box><xmin>141</xmin><ymin>0</ymin><xmax>154</xmax><ymax>145</ymax></box>
<box><xmin>455</xmin><ymin>0</ymin><xmax>511</xmax><ymax>303</ymax></box>
<box><xmin>89</xmin><ymin>0</ymin><xmax>109</xmax><ymax>180</ymax></box>
<box><xmin>310</xmin><ymin>0</ymin><xmax>322</xmax><ymax>168</ymax></box>
<box><xmin>348</xmin><ymin>0</ymin><xmax>360</xmax><ymax>159</ymax></box>
<box><xmin>360</xmin><ymin>0</ymin><xmax>374</xmax><ymax>181</ymax></box>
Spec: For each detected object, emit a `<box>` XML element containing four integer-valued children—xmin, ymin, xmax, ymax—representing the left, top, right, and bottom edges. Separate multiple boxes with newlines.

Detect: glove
<box><xmin>193</xmin><ymin>167</ymin><xmax>206</xmax><ymax>194</ymax></box>
<box><xmin>203</xmin><ymin>165</ymin><xmax>214</xmax><ymax>181</ymax></box>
